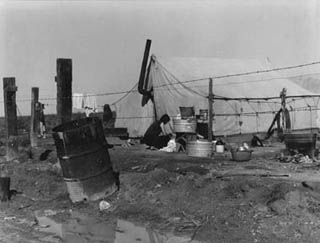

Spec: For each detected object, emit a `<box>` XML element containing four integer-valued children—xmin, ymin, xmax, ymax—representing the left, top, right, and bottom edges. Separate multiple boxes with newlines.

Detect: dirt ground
<box><xmin>1</xmin><ymin>137</ymin><xmax>320</xmax><ymax>242</ymax></box>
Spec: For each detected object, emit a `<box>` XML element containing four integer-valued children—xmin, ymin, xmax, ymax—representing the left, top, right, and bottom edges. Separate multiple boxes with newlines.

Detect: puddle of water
<box><xmin>35</xmin><ymin>210</ymin><xmax>201</xmax><ymax>243</ymax></box>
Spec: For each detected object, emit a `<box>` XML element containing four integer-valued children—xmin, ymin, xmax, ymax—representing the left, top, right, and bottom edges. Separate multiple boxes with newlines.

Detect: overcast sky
<box><xmin>0</xmin><ymin>0</ymin><xmax>319</xmax><ymax>115</ymax></box>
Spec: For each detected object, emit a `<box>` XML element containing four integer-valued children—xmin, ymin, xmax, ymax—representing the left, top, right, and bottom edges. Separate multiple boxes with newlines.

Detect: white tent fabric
<box><xmin>148</xmin><ymin>55</ymin><xmax>318</xmax><ymax>136</ymax></box>
<box><xmin>114</xmin><ymin>55</ymin><xmax>318</xmax><ymax>137</ymax></box>
<box><xmin>113</xmin><ymin>84</ymin><xmax>154</xmax><ymax>138</ymax></box>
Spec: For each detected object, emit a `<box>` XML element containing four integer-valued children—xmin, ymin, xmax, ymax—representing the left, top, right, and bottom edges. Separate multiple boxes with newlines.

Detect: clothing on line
<box><xmin>73</xmin><ymin>93</ymin><xmax>84</xmax><ymax>110</ymax></box>
<box><xmin>84</xmin><ymin>95</ymin><xmax>98</xmax><ymax>112</ymax></box>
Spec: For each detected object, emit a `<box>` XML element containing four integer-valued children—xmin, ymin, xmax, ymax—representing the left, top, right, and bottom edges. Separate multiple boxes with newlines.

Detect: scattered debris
<box><xmin>216</xmin><ymin>171</ymin><xmax>290</xmax><ymax>179</ymax></box>
<box><xmin>159</xmin><ymin>139</ymin><xmax>177</xmax><ymax>152</ymax></box>
<box><xmin>99</xmin><ymin>200</ymin><xmax>111</xmax><ymax>211</ymax></box>
<box><xmin>154</xmin><ymin>184</ymin><xmax>162</xmax><ymax>189</ymax></box>
<box><xmin>39</xmin><ymin>149</ymin><xmax>53</xmax><ymax>161</ymax></box>
<box><xmin>43</xmin><ymin>209</ymin><xmax>58</xmax><ymax>217</ymax></box>
<box><xmin>251</xmin><ymin>135</ymin><xmax>264</xmax><ymax>147</ymax></box>
<box><xmin>4</xmin><ymin>216</ymin><xmax>16</xmax><ymax>221</ymax></box>
<box><xmin>279</xmin><ymin>152</ymin><xmax>313</xmax><ymax>164</ymax></box>
<box><xmin>232</xmin><ymin>142</ymin><xmax>251</xmax><ymax>152</ymax></box>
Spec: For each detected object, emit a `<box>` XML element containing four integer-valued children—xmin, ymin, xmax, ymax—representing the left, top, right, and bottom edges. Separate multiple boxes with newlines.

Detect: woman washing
<box><xmin>141</xmin><ymin>114</ymin><xmax>173</xmax><ymax>149</ymax></box>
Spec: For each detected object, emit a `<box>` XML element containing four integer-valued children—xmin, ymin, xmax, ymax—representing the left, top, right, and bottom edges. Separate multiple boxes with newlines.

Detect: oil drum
<box><xmin>284</xmin><ymin>132</ymin><xmax>317</xmax><ymax>159</ymax></box>
<box><xmin>52</xmin><ymin>117</ymin><xmax>116</xmax><ymax>202</ymax></box>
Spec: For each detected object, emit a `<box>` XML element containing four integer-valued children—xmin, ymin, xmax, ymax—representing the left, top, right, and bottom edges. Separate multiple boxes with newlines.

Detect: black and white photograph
<box><xmin>0</xmin><ymin>0</ymin><xmax>320</xmax><ymax>242</ymax></box>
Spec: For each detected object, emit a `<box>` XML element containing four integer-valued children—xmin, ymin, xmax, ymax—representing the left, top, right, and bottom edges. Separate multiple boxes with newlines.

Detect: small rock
<box><xmin>155</xmin><ymin>184</ymin><xmax>162</xmax><ymax>189</ymax></box>
<box><xmin>269</xmin><ymin>199</ymin><xmax>287</xmax><ymax>215</ymax></box>
<box><xmin>4</xmin><ymin>216</ymin><xmax>16</xmax><ymax>220</ymax></box>
<box><xmin>43</xmin><ymin>209</ymin><xmax>58</xmax><ymax>217</ymax></box>
<box><xmin>99</xmin><ymin>200</ymin><xmax>111</xmax><ymax>211</ymax></box>
<box><xmin>169</xmin><ymin>217</ymin><xmax>181</xmax><ymax>223</ymax></box>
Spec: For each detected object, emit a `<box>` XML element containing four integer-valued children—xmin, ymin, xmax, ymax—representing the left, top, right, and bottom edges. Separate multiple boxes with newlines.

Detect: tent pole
<box><xmin>138</xmin><ymin>39</ymin><xmax>152</xmax><ymax>95</ymax></box>
<box><xmin>280</xmin><ymin>88</ymin><xmax>286</xmax><ymax>130</ymax></box>
<box><xmin>208</xmin><ymin>78</ymin><xmax>213</xmax><ymax>142</ymax></box>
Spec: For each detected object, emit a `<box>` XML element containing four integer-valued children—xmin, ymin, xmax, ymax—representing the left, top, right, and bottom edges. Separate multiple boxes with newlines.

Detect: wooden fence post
<box><xmin>30</xmin><ymin>87</ymin><xmax>39</xmax><ymax>147</ymax></box>
<box><xmin>56</xmin><ymin>58</ymin><xmax>72</xmax><ymax>124</ymax></box>
<box><xmin>3</xmin><ymin>77</ymin><xmax>18</xmax><ymax>161</ymax></box>
<box><xmin>208</xmin><ymin>78</ymin><xmax>213</xmax><ymax>142</ymax></box>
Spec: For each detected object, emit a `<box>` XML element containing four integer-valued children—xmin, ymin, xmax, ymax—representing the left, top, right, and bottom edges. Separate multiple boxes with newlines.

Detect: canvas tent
<box><xmin>113</xmin><ymin>84</ymin><xmax>154</xmax><ymax>138</ymax></box>
<box><xmin>115</xmin><ymin>55</ymin><xmax>319</xmax><ymax>137</ymax></box>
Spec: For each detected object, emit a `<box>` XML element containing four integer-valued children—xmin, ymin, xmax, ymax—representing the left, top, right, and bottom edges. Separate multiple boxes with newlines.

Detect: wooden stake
<box><xmin>208</xmin><ymin>78</ymin><xmax>213</xmax><ymax>142</ymax></box>
<box><xmin>56</xmin><ymin>58</ymin><xmax>72</xmax><ymax>124</ymax></box>
<box><xmin>3</xmin><ymin>77</ymin><xmax>18</xmax><ymax>161</ymax></box>
<box><xmin>280</xmin><ymin>88</ymin><xmax>286</xmax><ymax>131</ymax></box>
<box><xmin>0</xmin><ymin>177</ymin><xmax>10</xmax><ymax>201</ymax></box>
<box><xmin>30</xmin><ymin>87</ymin><xmax>39</xmax><ymax>147</ymax></box>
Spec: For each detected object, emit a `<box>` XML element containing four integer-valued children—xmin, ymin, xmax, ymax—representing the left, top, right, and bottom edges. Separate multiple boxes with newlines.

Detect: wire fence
<box><xmin>1</xmin><ymin>60</ymin><xmax>318</xmax><ymax>104</ymax></box>
<box><xmin>4</xmin><ymin>60</ymin><xmax>320</xmax><ymax>128</ymax></box>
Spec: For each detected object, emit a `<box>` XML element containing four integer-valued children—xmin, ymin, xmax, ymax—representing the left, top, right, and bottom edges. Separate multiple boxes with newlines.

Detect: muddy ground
<box><xmin>1</xmin><ymin>137</ymin><xmax>320</xmax><ymax>242</ymax></box>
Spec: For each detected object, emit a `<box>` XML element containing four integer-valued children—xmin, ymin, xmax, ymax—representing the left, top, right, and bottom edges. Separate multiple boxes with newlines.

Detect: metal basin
<box><xmin>173</xmin><ymin>118</ymin><xmax>197</xmax><ymax>133</ymax></box>
<box><xmin>186</xmin><ymin>140</ymin><xmax>213</xmax><ymax>158</ymax></box>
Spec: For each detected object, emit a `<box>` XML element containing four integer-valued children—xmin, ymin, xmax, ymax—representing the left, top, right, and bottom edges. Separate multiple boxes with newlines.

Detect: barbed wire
<box><xmin>1</xmin><ymin>60</ymin><xmax>320</xmax><ymax>105</ymax></box>
<box><xmin>152</xmin><ymin>72</ymin><xmax>320</xmax><ymax>91</ymax></box>
<box><xmin>114</xmin><ymin>104</ymin><xmax>320</xmax><ymax>120</ymax></box>
<box><xmin>154</xmin><ymin>59</ymin><xmax>320</xmax><ymax>85</ymax></box>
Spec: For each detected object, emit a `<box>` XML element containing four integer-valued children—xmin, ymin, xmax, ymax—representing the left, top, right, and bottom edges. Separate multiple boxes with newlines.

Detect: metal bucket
<box><xmin>52</xmin><ymin>117</ymin><xmax>116</xmax><ymax>202</ymax></box>
<box><xmin>199</xmin><ymin>109</ymin><xmax>208</xmax><ymax>121</ymax></box>
<box><xmin>284</xmin><ymin>132</ymin><xmax>317</xmax><ymax>158</ymax></box>
<box><xmin>216</xmin><ymin>145</ymin><xmax>224</xmax><ymax>153</ymax></box>
<box><xmin>173</xmin><ymin>118</ymin><xmax>197</xmax><ymax>133</ymax></box>
<box><xmin>186</xmin><ymin>140</ymin><xmax>213</xmax><ymax>158</ymax></box>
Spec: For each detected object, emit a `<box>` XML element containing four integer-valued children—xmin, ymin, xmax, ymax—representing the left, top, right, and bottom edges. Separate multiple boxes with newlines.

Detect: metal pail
<box><xmin>52</xmin><ymin>117</ymin><xmax>116</xmax><ymax>202</ymax></box>
<box><xmin>199</xmin><ymin>109</ymin><xmax>208</xmax><ymax>121</ymax></box>
<box><xmin>186</xmin><ymin>140</ymin><xmax>213</xmax><ymax>158</ymax></box>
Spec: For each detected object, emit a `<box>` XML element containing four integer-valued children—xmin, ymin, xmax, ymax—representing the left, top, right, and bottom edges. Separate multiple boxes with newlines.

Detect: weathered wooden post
<box><xmin>280</xmin><ymin>87</ymin><xmax>292</xmax><ymax>134</ymax></box>
<box><xmin>0</xmin><ymin>177</ymin><xmax>10</xmax><ymax>201</ymax></box>
<box><xmin>3</xmin><ymin>77</ymin><xmax>18</xmax><ymax>161</ymax></box>
<box><xmin>56</xmin><ymin>58</ymin><xmax>72</xmax><ymax>124</ymax></box>
<box><xmin>208</xmin><ymin>78</ymin><xmax>213</xmax><ymax>142</ymax></box>
<box><xmin>30</xmin><ymin>87</ymin><xmax>39</xmax><ymax>147</ymax></box>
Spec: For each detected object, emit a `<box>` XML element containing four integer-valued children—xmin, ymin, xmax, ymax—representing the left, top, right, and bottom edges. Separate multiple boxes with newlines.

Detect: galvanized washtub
<box><xmin>52</xmin><ymin>117</ymin><xmax>116</xmax><ymax>202</ymax></box>
<box><xmin>284</xmin><ymin>132</ymin><xmax>317</xmax><ymax>158</ymax></box>
<box><xmin>173</xmin><ymin>118</ymin><xmax>197</xmax><ymax>133</ymax></box>
<box><xmin>186</xmin><ymin>140</ymin><xmax>213</xmax><ymax>158</ymax></box>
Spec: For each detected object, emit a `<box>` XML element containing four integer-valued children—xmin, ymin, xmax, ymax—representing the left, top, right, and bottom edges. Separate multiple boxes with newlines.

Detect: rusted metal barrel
<box><xmin>186</xmin><ymin>140</ymin><xmax>213</xmax><ymax>158</ymax></box>
<box><xmin>284</xmin><ymin>132</ymin><xmax>317</xmax><ymax>159</ymax></box>
<box><xmin>173</xmin><ymin>118</ymin><xmax>197</xmax><ymax>133</ymax></box>
<box><xmin>52</xmin><ymin>117</ymin><xmax>116</xmax><ymax>202</ymax></box>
